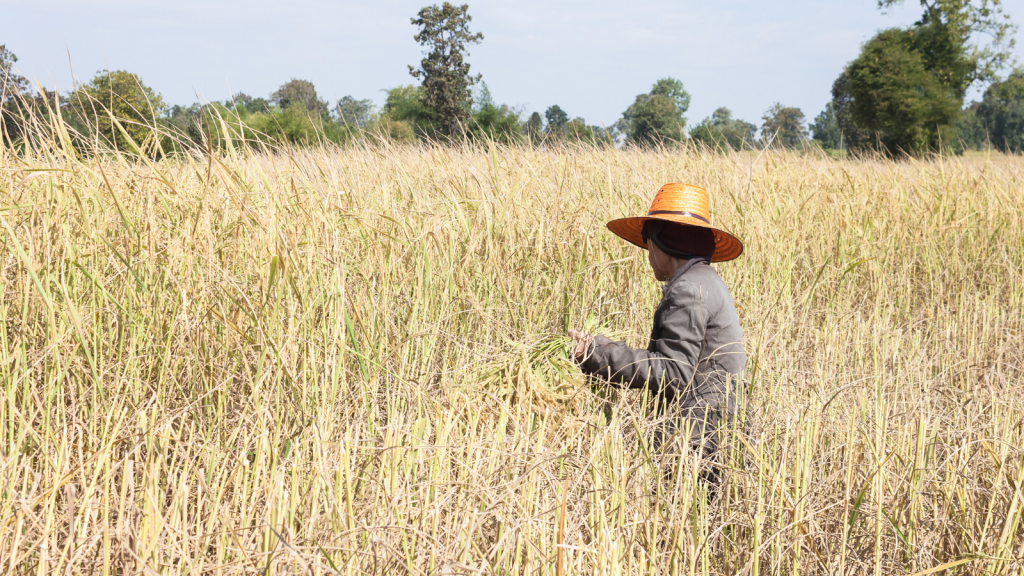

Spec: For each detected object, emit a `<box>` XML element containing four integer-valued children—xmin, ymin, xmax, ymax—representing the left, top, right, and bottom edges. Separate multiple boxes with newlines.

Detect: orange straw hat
<box><xmin>607</xmin><ymin>183</ymin><xmax>743</xmax><ymax>262</ymax></box>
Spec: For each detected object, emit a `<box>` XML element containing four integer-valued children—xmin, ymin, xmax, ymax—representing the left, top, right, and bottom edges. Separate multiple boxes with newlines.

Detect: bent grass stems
<box><xmin>0</xmin><ymin>114</ymin><xmax>1023</xmax><ymax>574</ymax></box>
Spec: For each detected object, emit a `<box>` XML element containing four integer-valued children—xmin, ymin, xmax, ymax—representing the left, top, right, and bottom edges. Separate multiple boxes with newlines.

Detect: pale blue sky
<box><xmin>3</xmin><ymin>1</ymin><xmax>1022</xmax><ymax>129</ymax></box>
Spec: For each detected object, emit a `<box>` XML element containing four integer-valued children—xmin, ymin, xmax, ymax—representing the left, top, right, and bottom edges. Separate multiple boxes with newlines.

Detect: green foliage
<box><xmin>0</xmin><ymin>45</ymin><xmax>49</xmax><ymax>147</ymax></box>
<box><xmin>956</xmin><ymin>101</ymin><xmax>989</xmax><ymax>150</ymax></box>
<box><xmin>473</xmin><ymin>81</ymin><xmax>494</xmax><ymax>112</ymax></box>
<box><xmin>878</xmin><ymin>0</ymin><xmax>1017</xmax><ymax>84</ymax></box>
<box><xmin>229</xmin><ymin>92</ymin><xmax>253</xmax><ymax>108</ymax></box>
<box><xmin>1</xmin><ymin>44</ymin><xmax>29</xmax><ymax>101</ymax></box>
<box><xmin>831</xmin><ymin>72</ymin><xmax>874</xmax><ymax>151</ymax></box>
<box><xmin>689</xmin><ymin>118</ymin><xmax>725</xmax><ymax>151</ymax></box>
<box><xmin>69</xmin><ymin>70</ymin><xmax>166</xmax><ymax>152</ymax></box>
<box><xmin>384</xmin><ymin>84</ymin><xmax>438</xmax><ymax>137</ymax></box>
<box><xmin>589</xmin><ymin>124</ymin><xmax>619</xmax><ymax>146</ymax></box>
<box><xmin>409</xmin><ymin>2</ymin><xmax>484</xmax><ymax>137</ymax></box>
<box><xmin>378</xmin><ymin>118</ymin><xmax>417</xmax><ymax>142</ymax></box>
<box><xmin>336</xmin><ymin>96</ymin><xmax>375</xmax><ymax>128</ymax></box>
<box><xmin>524</xmin><ymin>111</ymin><xmax>543</xmax><ymax>143</ymax></box>
<box><xmin>1</xmin><ymin>89</ymin><xmax>58</xmax><ymax>149</ymax></box>
<box><xmin>908</xmin><ymin>11</ymin><xmax>976</xmax><ymax>97</ymax></box>
<box><xmin>839</xmin><ymin>28</ymin><xmax>962</xmax><ymax>153</ymax></box>
<box><xmin>544</xmin><ymin>105</ymin><xmax>569</xmax><ymax>136</ymax></box>
<box><xmin>231</xmin><ymin>93</ymin><xmax>270</xmax><ymax>115</ymax></box>
<box><xmin>622</xmin><ymin>94</ymin><xmax>684</xmax><ymax>145</ymax></box>
<box><xmin>162</xmin><ymin>103</ymin><xmax>205</xmax><ymax>145</ymax></box>
<box><xmin>271</xmin><ymin>79</ymin><xmax>329</xmax><ymax>117</ymax></box>
<box><xmin>468</xmin><ymin>102</ymin><xmax>521</xmax><ymax>144</ymax></box>
<box><xmin>620</xmin><ymin>77</ymin><xmax>690</xmax><ymax>146</ymax></box>
<box><xmin>649</xmin><ymin>77</ymin><xmax>692</xmax><ymax>117</ymax></box>
<box><xmin>761</xmin><ymin>103</ymin><xmax>807</xmax><ymax>148</ymax></box>
<box><xmin>157</xmin><ymin>95</ymin><xmax>355</xmax><ymax>154</ymax></box>
<box><xmin>974</xmin><ymin>71</ymin><xmax>1024</xmax><ymax>151</ymax></box>
<box><xmin>532</xmin><ymin>106</ymin><xmax>608</xmax><ymax>145</ymax></box>
<box><xmin>565</xmin><ymin>118</ymin><xmax>593</xmax><ymax>143</ymax></box>
<box><xmin>810</xmin><ymin>103</ymin><xmax>843</xmax><ymax>150</ymax></box>
<box><xmin>240</xmin><ymin>101</ymin><xmax>343</xmax><ymax>144</ymax></box>
<box><xmin>690</xmin><ymin>107</ymin><xmax>757</xmax><ymax>151</ymax></box>
<box><xmin>834</xmin><ymin>1</ymin><xmax>1016</xmax><ymax>155</ymax></box>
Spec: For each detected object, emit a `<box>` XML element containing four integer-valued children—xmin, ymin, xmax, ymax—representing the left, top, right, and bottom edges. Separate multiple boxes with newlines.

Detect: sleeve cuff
<box><xmin>580</xmin><ymin>334</ymin><xmax>618</xmax><ymax>374</ymax></box>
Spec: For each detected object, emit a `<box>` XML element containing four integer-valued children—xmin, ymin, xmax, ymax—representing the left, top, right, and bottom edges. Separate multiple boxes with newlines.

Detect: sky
<box><xmin>3</xmin><ymin>0</ymin><xmax>1023</xmax><ymax>129</ymax></box>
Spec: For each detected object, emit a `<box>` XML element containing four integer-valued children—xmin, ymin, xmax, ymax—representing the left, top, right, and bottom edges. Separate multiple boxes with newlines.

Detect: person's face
<box><xmin>647</xmin><ymin>241</ymin><xmax>675</xmax><ymax>282</ymax></box>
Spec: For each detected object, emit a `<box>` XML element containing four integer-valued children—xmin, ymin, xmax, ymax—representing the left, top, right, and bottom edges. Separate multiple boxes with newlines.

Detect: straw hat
<box><xmin>607</xmin><ymin>183</ymin><xmax>743</xmax><ymax>262</ymax></box>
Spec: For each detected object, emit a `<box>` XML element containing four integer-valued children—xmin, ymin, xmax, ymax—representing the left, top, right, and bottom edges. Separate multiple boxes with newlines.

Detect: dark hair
<box><xmin>642</xmin><ymin>220</ymin><xmax>716</xmax><ymax>259</ymax></box>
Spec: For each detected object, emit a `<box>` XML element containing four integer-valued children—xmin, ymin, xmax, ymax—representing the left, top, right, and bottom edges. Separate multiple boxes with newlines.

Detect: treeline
<box><xmin>3</xmin><ymin>1</ymin><xmax>1023</xmax><ymax>155</ymax></box>
<box><xmin>811</xmin><ymin>0</ymin><xmax>1022</xmax><ymax>154</ymax></box>
<box><xmin>0</xmin><ymin>54</ymin><xmax>805</xmax><ymax>155</ymax></box>
<box><xmin>0</xmin><ymin>49</ymin><xmax>777</xmax><ymax>153</ymax></box>
<box><xmin>0</xmin><ymin>69</ymin><xmax>608</xmax><ymax>153</ymax></box>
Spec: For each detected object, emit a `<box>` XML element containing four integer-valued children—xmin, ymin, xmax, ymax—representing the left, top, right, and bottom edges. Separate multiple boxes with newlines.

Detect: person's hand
<box><xmin>568</xmin><ymin>329</ymin><xmax>594</xmax><ymax>364</ymax></box>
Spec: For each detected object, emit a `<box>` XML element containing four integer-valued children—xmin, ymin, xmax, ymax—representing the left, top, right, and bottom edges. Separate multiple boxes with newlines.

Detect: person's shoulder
<box><xmin>685</xmin><ymin>261</ymin><xmax>723</xmax><ymax>282</ymax></box>
<box><xmin>662</xmin><ymin>271</ymin><xmax>703</xmax><ymax>305</ymax></box>
<box><xmin>663</xmin><ymin>262</ymin><xmax>729</xmax><ymax>305</ymax></box>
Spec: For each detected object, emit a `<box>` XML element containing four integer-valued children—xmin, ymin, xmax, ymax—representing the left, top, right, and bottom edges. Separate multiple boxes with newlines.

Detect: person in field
<box><xmin>570</xmin><ymin>183</ymin><xmax>746</xmax><ymax>490</ymax></box>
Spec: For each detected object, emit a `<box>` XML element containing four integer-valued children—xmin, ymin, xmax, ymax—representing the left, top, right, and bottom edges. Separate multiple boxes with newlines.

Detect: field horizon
<box><xmin>1</xmin><ymin>136</ymin><xmax>1022</xmax><ymax>575</ymax></box>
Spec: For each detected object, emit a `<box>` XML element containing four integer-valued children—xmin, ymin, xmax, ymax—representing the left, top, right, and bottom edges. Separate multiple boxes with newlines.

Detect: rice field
<box><xmin>1</xmin><ymin>129</ymin><xmax>1023</xmax><ymax>574</ymax></box>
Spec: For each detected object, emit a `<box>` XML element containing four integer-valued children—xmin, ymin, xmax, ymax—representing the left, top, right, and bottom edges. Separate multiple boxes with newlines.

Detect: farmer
<box><xmin>570</xmin><ymin>183</ymin><xmax>746</xmax><ymax>490</ymax></box>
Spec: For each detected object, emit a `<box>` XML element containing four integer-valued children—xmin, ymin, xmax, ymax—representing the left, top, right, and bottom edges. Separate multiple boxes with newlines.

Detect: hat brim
<box><xmin>607</xmin><ymin>215</ymin><xmax>744</xmax><ymax>263</ymax></box>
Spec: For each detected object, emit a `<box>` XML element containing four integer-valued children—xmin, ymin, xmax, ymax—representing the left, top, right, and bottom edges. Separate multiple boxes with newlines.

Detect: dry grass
<box><xmin>1</xmin><ymin>128</ymin><xmax>1023</xmax><ymax>574</ymax></box>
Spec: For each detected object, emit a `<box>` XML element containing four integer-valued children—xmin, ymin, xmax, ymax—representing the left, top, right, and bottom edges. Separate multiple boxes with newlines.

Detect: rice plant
<box><xmin>0</xmin><ymin>112</ymin><xmax>1022</xmax><ymax>574</ymax></box>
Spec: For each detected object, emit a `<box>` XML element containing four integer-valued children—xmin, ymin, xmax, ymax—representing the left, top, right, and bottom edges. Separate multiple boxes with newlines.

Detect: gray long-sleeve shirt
<box><xmin>581</xmin><ymin>258</ymin><xmax>746</xmax><ymax>421</ymax></box>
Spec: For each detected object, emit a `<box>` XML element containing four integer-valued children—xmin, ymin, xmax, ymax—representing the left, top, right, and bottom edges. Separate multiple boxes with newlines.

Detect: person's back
<box><xmin>664</xmin><ymin>260</ymin><xmax>745</xmax><ymax>414</ymax></box>
<box><xmin>581</xmin><ymin>259</ymin><xmax>744</xmax><ymax>408</ymax></box>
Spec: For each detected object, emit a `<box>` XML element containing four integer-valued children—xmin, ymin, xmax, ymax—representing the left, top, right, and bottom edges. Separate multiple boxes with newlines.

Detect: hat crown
<box><xmin>648</xmin><ymin>183</ymin><xmax>711</xmax><ymax>222</ymax></box>
<box><xmin>604</xmin><ymin>181</ymin><xmax>743</xmax><ymax>262</ymax></box>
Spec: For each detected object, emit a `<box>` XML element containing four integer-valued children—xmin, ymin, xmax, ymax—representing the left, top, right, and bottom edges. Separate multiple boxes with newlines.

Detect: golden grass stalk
<box><xmin>0</xmin><ymin>115</ymin><xmax>1022</xmax><ymax>574</ymax></box>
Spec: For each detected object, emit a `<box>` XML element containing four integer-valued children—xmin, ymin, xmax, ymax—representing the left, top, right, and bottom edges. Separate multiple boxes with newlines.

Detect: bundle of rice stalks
<box><xmin>478</xmin><ymin>335</ymin><xmax>588</xmax><ymax>412</ymax></box>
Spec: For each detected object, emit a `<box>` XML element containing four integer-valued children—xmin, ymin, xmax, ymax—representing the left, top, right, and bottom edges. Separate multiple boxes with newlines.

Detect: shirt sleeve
<box><xmin>580</xmin><ymin>280</ymin><xmax>706</xmax><ymax>396</ymax></box>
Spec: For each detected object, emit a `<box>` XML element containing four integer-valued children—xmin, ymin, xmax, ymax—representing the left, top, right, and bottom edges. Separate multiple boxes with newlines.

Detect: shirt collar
<box><xmin>662</xmin><ymin>257</ymin><xmax>710</xmax><ymax>295</ymax></box>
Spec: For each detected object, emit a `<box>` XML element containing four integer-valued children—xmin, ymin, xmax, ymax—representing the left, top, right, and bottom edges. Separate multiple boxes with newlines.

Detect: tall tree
<box><xmin>229</xmin><ymin>93</ymin><xmax>270</xmax><ymax>114</ymax></box>
<box><xmin>1</xmin><ymin>46</ymin><xmax>55</xmax><ymax>148</ymax></box>
<box><xmin>409</xmin><ymin>2</ymin><xmax>484</xmax><ymax>138</ymax></box>
<box><xmin>690</xmin><ymin>107</ymin><xmax>756</xmax><ymax>151</ymax></box>
<box><xmin>473</xmin><ymin>81</ymin><xmax>494</xmax><ymax>112</ymax></box>
<box><xmin>336</xmin><ymin>96</ymin><xmax>375</xmax><ymax>127</ymax></box>
<box><xmin>956</xmin><ymin>100</ymin><xmax>990</xmax><ymax>150</ymax></box>
<box><xmin>230</xmin><ymin>92</ymin><xmax>253</xmax><ymax>108</ymax></box>
<box><xmin>878</xmin><ymin>0</ymin><xmax>1017</xmax><ymax>85</ymax></box>
<box><xmin>620</xmin><ymin>77</ymin><xmax>690</xmax><ymax>145</ymax></box>
<box><xmin>1</xmin><ymin>45</ymin><xmax>33</xmax><ymax>145</ymax></box>
<box><xmin>841</xmin><ymin>28</ymin><xmax>963</xmax><ymax>153</ymax></box>
<box><xmin>162</xmin><ymin>103</ymin><xmax>204</xmax><ymax>144</ymax></box>
<box><xmin>649</xmin><ymin>77</ymin><xmax>692</xmax><ymax>119</ymax></box>
<box><xmin>761</xmin><ymin>103</ymin><xmax>807</xmax><ymax>148</ymax></box>
<box><xmin>383</xmin><ymin>84</ymin><xmax>436</xmax><ymax>135</ymax></box>
<box><xmin>271</xmin><ymin>79</ymin><xmax>329</xmax><ymax>116</ymax></box>
<box><xmin>524</xmin><ymin>111</ymin><xmax>543</xmax><ymax>142</ymax></box>
<box><xmin>975</xmin><ymin>71</ymin><xmax>1024</xmax><ymax>151</ymax></box>
<box><xmin>70</xmin><ymin>70</ymin><xmax>166</xmax><ymax>151</ymax></box>
<box><xmin>1</xmin><ymin>45</ymin><xmax>29</xmax><ymax>101</ymax></box>
<box><xmin>545</xmin><ymin>105</ymin><xmax>569</xmax><ymax>136</ymax></box>
<box><xmin>565</xmin><ymin>117</ymin><xmax>594</xmax><ymax>143</ymax></box>
<box><xmin>590</xmin><ymin>124</ymin><xmax>619</xmax><ymax>146</ymax></box>
<box><xmin>469</xmin><ymin>101</ymin><xmax>521</xmax><ymax>144</ymax></box>
<box><xmin>810</xmin><ymin>102</ymin><xmax>843</xmax><ymax>150</ymax></box>
<box><xmin>830</xmin><ymin>71</ymin><xmax>873</xmax><ymax>151</ymax></box>
<box><xmin>834</xmin><ymin>0</ymin><xmax>1016</xmax><ymax>154</ymax></box>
